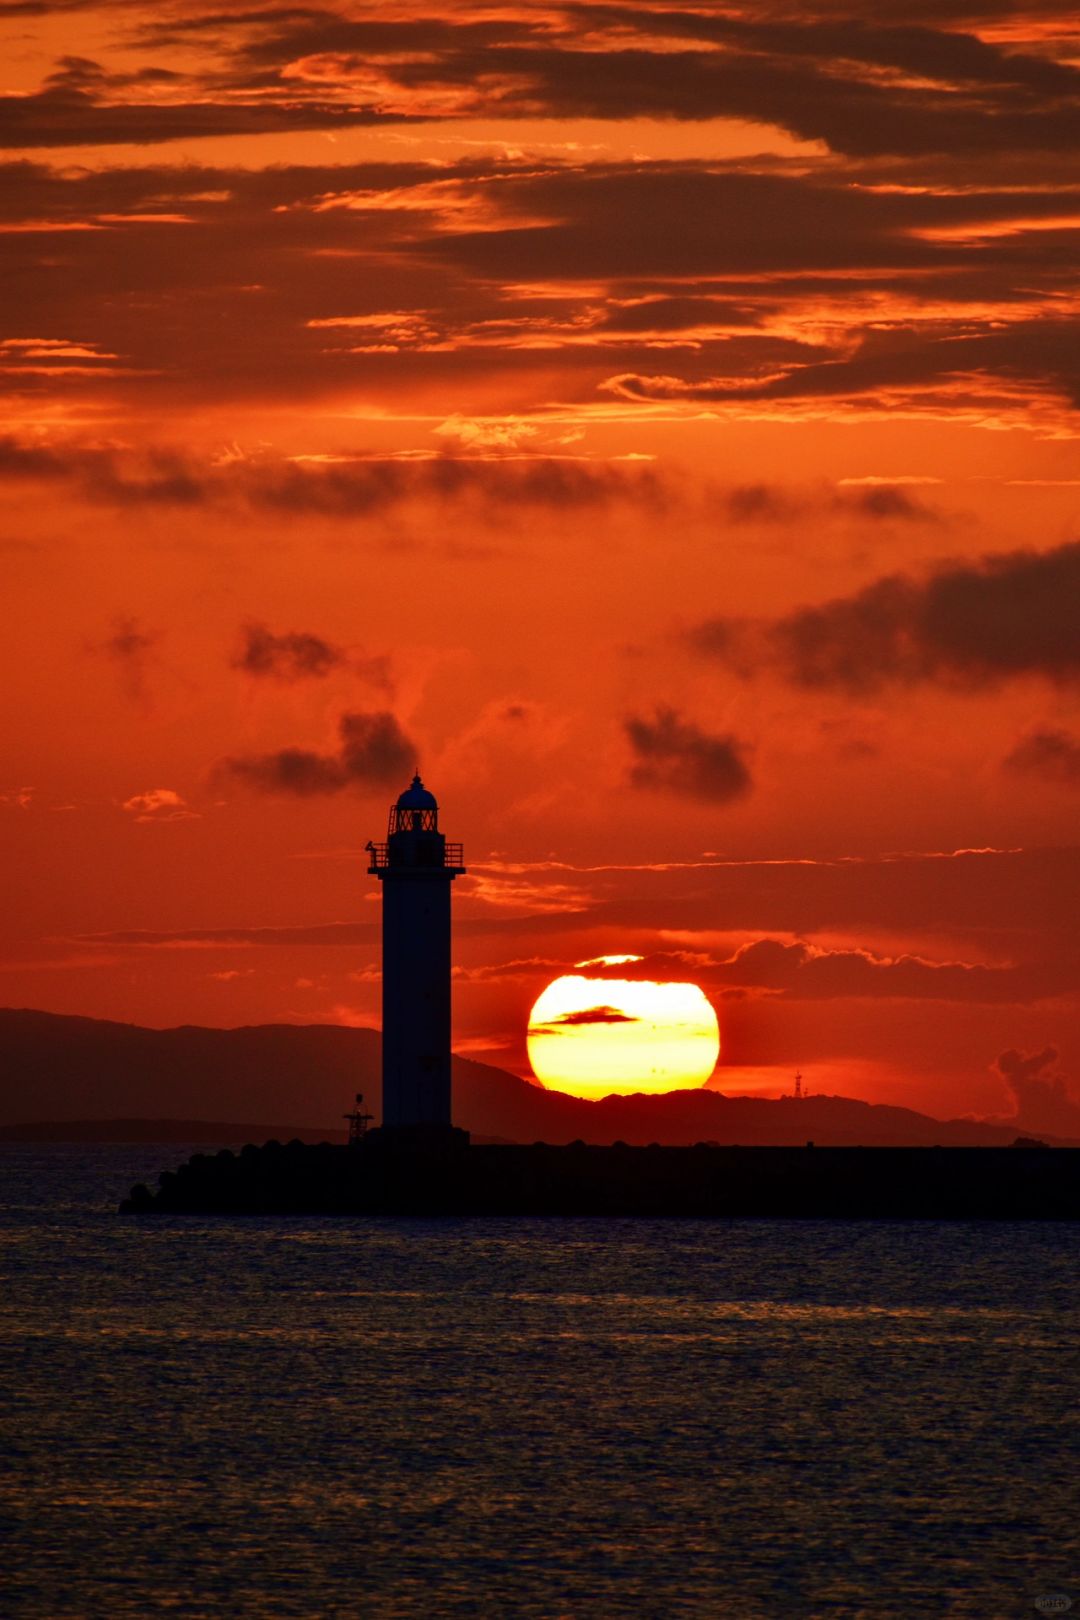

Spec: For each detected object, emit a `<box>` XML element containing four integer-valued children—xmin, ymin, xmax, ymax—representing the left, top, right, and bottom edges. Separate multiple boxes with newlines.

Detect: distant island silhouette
<box><xmin>2</xmin><ymin>1007</ymin><xmax>1075</xmax><ymax>1148</ymax></box>
<box><xmin>3</xmin><ymin>1009</ymin><xmax>1074</xmax><ymax>1219</ymax></box>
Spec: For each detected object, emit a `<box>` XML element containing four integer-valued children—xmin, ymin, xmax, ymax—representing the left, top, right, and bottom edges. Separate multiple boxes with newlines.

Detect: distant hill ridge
<box><xmin>0</xmin><ymin>1007</ymin><xmax>1066</xmax><ymax>1147</ymax></box>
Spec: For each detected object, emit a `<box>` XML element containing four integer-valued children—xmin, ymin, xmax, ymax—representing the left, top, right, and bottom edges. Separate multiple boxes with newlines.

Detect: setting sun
<box><xmin>527</xmin><ymin>971</ymin><xmax>720</xmax><ymax>1100</ymax></box>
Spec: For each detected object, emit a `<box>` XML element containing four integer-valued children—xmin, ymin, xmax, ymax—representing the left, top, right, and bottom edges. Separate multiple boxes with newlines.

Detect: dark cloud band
<box><xmin>691</xmin><ymin>540</ymin><xmax>1080</xmax><ymax>691</ymax></box>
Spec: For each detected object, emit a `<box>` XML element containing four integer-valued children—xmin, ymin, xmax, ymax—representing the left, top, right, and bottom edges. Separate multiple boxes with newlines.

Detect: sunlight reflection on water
<box><xmin>3</xmin><ymin>1145</ymin><xmax>1078</xmax><ymax>1618</ymax></box>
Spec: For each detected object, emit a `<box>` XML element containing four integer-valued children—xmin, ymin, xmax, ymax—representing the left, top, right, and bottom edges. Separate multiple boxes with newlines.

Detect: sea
<box><xmin>2</xmin><ymin>1143</ymin><xmax>1078</xmax><ymax>1619</ymax></box>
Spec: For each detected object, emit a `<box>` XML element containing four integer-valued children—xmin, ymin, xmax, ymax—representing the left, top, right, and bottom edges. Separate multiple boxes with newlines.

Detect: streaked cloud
<box><xmin>121</xmin><ymin>788</ymin><xmax>196</xmax><ymax>822</ymax></box>
<box><xmin>531</xmin><ymin>1004</ymin><xmax>641</xmax><ymax>1032</ymax></box>
<box><xmin>586</xmin><ymin>940</ymin><xmax>1076</xmax><ymax>1005</ymax></box>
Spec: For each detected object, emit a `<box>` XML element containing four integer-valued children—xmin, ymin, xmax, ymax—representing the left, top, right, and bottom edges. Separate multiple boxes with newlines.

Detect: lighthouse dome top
<box><xmin>396</xmin><ymin>773</ymin><xmax>437</xmax><ymax>812</ymax></box>
<box><xmin>370</xmin><ymin>771</ymin><xmax>464</xmax><ymax>873</ymax></box>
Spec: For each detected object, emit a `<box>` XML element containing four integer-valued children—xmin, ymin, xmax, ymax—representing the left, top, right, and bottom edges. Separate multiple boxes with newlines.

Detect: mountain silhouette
<box><xmin>0</xmin><ymin>1008</ymin><xmax>1069</xmax><ymax>1147</ymax></box>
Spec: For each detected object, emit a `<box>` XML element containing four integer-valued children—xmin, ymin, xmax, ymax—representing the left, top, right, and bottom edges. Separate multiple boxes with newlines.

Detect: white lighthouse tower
<box><xmin>366</xmin><ymin>775</ymin><xmax>466</xmax><ymax>1132</ymax></box>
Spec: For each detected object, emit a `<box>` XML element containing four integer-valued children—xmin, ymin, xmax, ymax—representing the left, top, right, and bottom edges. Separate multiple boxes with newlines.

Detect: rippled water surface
<box><xmin>3</xmin><ymin>1144</ymin><xmax>1078</xmax><ymax>1618</ymax></box>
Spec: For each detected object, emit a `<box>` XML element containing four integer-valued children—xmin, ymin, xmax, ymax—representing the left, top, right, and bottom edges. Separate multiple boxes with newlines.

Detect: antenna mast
<box><xmin>344</xmin><ymin>1092</ymin><xmax>373</xmax><ymax>1145</ymax></box>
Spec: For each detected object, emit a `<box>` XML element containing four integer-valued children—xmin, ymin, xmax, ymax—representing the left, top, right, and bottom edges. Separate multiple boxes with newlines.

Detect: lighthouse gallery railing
<box><xmin>366</xmin><ymin>841</ymin><xmax>464</xmax><ymax>870</ymax></box>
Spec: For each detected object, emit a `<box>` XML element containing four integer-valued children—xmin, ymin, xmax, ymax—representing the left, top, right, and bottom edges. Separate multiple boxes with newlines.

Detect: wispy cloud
<box><xmin>121</xmin><ymin>788</ymin><xmax>198</xmax><ymax>823</ymax></box>
<box><xmin>91</xmin><ymin>615</ymin><xmax>157</xmax><ymax>703</ymax></box>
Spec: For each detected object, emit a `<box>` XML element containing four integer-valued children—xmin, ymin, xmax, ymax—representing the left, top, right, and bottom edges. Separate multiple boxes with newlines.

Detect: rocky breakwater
<box><xmin>121</xmin><ymin>1136</ymin><xmax>1080</xmax><ymax>1219</ymax></box>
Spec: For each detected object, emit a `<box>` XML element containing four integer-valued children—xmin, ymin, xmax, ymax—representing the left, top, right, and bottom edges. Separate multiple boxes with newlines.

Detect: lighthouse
<box><xmin>366</xmin><ymin>775</ymin><xmax>466</xmax><ymax>1132</ymax></box>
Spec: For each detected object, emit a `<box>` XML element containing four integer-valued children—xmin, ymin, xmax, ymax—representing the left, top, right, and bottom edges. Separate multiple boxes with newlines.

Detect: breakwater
<box><xmin>121</xmin><ymin>1135</ymin><xmax>1080</xmax><ymax>1219</ymax></box>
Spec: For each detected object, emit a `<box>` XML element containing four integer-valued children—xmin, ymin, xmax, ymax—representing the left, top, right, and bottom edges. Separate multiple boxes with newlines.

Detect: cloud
<box><xmin>626</xmin><ymin>708</ymin><xmax>752</xmax><ymax>803</ymax></box>
<box><xmin>842</xmin><ymin>485</ymin><xmax>936</xmax><ymax>522</ymax></box>
<box><xmin>1</xmin><ymin>145</ymin><xmax>1078</xmax><ymax>432</ymax></box>
<box><xmin>222</xmin><ymin>710</ymin><xmax>414</xmax><ymax>796</ymax></box>
<box><xmin>69</xmin><ymin>845</ymin><xmax>1080</xmax><ymax>959</ymax></box>
<box><xmin>691</xmin><ymin>540</ymin><xmax>1080</xmax><ymax>691</ymax></box>
<box><xmin>581</xmin><ymin>940</ymin><xmax>1075</xmax><ymax>1005</ymax></box>
<box><xmin>244</xmin><ymin>456</ymin><xmax>665</xmax><ymax>516</ymax></box>
<box><xmin>74</xmin><ymin>922</ymin><xmax>379</xmax><ymax>948</ymax></box>
<box><xmin>453</xmin><ymin>957</ymin><xmax>569</xmax><ymax>983</ymax></box>
<box><xmin>121</xmin><ymin>788</ymin><xmax>196</xmax><ymax>822</ymax></box>
<box><xmin>719</xmin><ymin>482</ymin><xmax>939</xmax><ymax>525</ymax></box>
<box><xmin>603</xmin><ymin>315</ymin><xmax>1080</xmax><ymax>425</ymax></box>
<box><xmin>0</xmin><ymin>437</ymin><xmax>206</xmax><ymax>506</ymax></box>
<box><xmin>994</xmin><ymin>1046</ymin><xmax>1080</xmax><ymax>1137</ymax></box>
<box><xmin>576</xmin><ymin>953</ymin><xmax>644</xmax><ymax>968</ymax></box>
<box><xmin>465</xmin><ymin>869</ymin><xmax>592</xmax><ymax>915</ymax></box>
<box><xmin>723</xmin><ymin>484</ymin><xmax>802</xmax><ymax>524</ymax></box>
<box><xmin>233</xmin><ymin>621</ymin><xmax>344</xmax><ymax>681</ymax></box>
<box><xmin>731</xmin><ymin>940</ymin><xmax>1069</xmax><ymax>1004</ymax></box>
<box><xmin>497</xmin><ymin>16</ymin><xmax>1080</xmax><ymax>159</ymax></box>
<box><xmin>328</xmin><ymin>1004</ymin><xmax>380</xmax><ymax>1030</ymax></box>
<box><xmin>103</xmin><ymin>618</ymin><xmax>154</xmax><ymax>661</ymax></box>
<box><xmin>0</xmin><ymin>435</ymin><xmax>71</xmax><ymax>477</ymax></box>
<box><xmin>0</xmin><ymin>65</ymin><xmax>389</xmax><ymax>150</ymax></box>
<box><xmin>93</xmin><ymin>615</ymin><xmax>157</xmax><ymax>701</ymax></box>
<box><xmin>530</xmin><ymin>1005</ymin><xmax>641</xmax><ymax>1032</ymax></box>
<box><xmin>110</xmin><ymin>6</ymin><xmax>1080</xmax><ymax>162</ymax></box>
<box><xmin>224</xmin><ymin>749</ymin><xmax>346</xmax><ymax>797</ymax></box>
<box><xmin>434</xmin><ymin>414</ymin><xmax>539</xmax><ymax>450</ymax></box>
<box><xmin>1003</xmin><ymin>728</ymin><xmax>1080</xmax><ymax>786</ymax></box>
<box><xmin>0</xmin><ymin>434</ymin><xmax>663</xmax><ymax>516</ymax></box>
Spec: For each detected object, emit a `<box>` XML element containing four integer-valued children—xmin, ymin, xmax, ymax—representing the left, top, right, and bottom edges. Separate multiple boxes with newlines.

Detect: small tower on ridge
<box><xmin>366</xmin><ymin>775</ymin><xmax>465</xmax><ymax>1132</ymax></box>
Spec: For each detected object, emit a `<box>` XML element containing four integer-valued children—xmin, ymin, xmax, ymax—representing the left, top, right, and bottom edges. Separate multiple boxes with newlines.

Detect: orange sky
<box><xmin>3</xmin><ymin>0</ymin><xmax>1080</xmax><ymax>1135</ymax></box>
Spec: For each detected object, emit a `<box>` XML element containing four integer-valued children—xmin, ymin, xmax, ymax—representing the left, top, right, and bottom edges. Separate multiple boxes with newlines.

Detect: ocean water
<box><xmin>2</xmin><ymin>1145</ymin><xmax>1078</xmax><ymax>1619</ymax></box>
